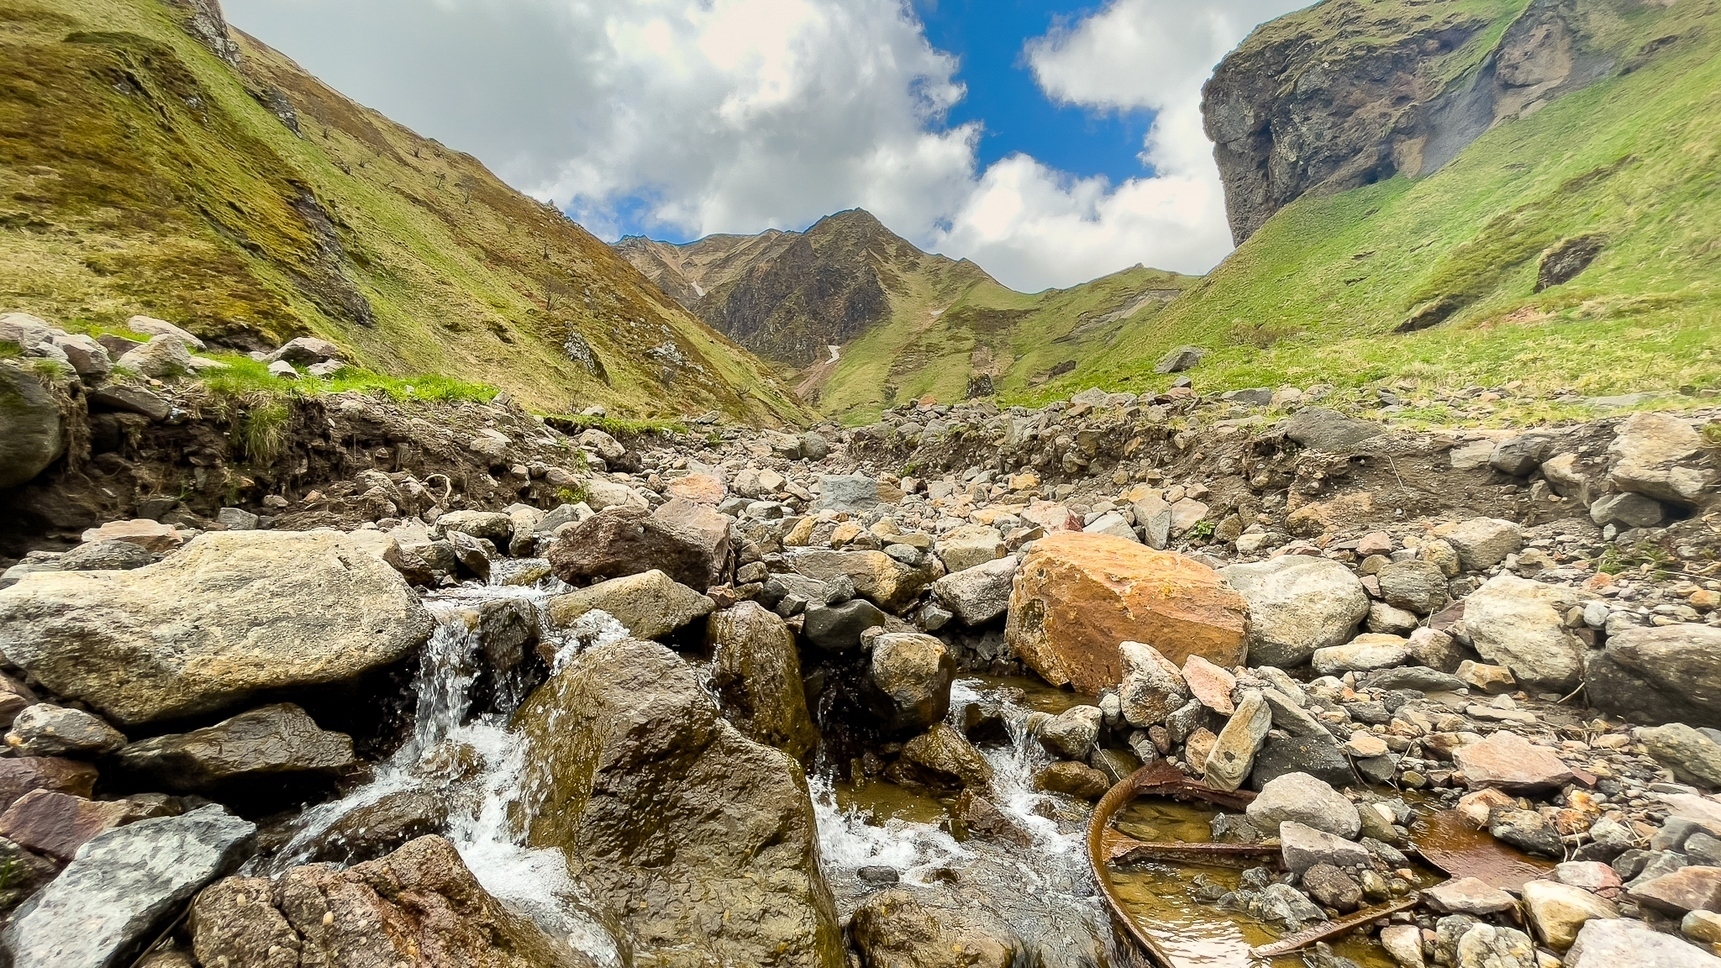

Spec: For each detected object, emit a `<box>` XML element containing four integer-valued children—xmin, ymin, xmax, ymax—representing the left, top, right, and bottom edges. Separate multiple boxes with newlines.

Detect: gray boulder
<box><xmin>1462</xmin><ymin>574</ymin><xmax>1585</xmax><ymax>691</ymax></box>
<box><xmin>113</xmin><ymin>703</ymin><xmax>354</xmax><ymax>794</ymax></box>
<box><xmin>930</xmin><ymin>555</ymin><xmax>1017</xmax><ymax>626</ymax></box>
<box><xmin>1608</xmin><ymin>413</ymin><xmax>1718</xmax><ymax>507</ymax></box>
<box><xmin>1155</xmin><ymin>345</ymin><xmax>1206</xmax><ymax>374</ymax></box>
<box><xmin>1587</xmin><ymin>625</ymin><xmax>1721</xmax><ymax>730</ymax></box>
<box><xmin>0</xmin><ymin>530</ymin><xmax>434</xmax><ymax>726</ymax></box>
<box><xmin>1591</xmin><ymin>492</ymin><xmax>1666</xmax><ymax>529</ymax></box>
<box><xmin>865</xmin><ymin>633</ymin><xmax>956</xmax><ymax>738</ymax></box>
<box><xmin>816</xmin><ymin>474</ymin><xmax>880</xmax><ymax>513</ymax></box>
<box><xmin>1444</xmin><ymin>518</ymin><xmax>1523</xmax><ymax>571</ymax></box>
<box><xmin>4</xmin><ymin>704</ymin><xmax>126</xmax><ymax>757</ymax></box>
<box><xmin>1377</xmin><ymin>559</ymin><xmax>1451</xmax><ymax>615</ymax></box>
<box><xmin>1567</xmin><ymin>917</ymin><xmax>1721</xmax><ymax>967</ymax></box>
<box><xmin>0</xmin><ymin>365</ymin><xmax>65</xmax><ymax>489</ymax></box>
<box><xmin>117</xmin><ymin>335</ymin><xmax>193</xmax><ymax>379</ymax></box>
<box><xmin>1221</xmin><ymin>556</ymin><xmax>1369</xmax><ymax>667</ymax></box>
<box><xmin>547</xmin><ymin>569</ymin><xmax>714</xmax><ymax>641</ymax></box>
<box><xmin>1283</xmin><ymin>409</ymin><xmax>1381</xmax><ymax>452</ymax></box>
<box><xmin>1</xmin><ymin>806</ymin><xmax>254</xmax><ymax>968</ymax></box>
<box><xmin>1246</xmin><ymin>772</ymin><xmax>1360</xmax><ymax>838</ymax></box>
<box><xmin>264</xmin><ymin>336</ymin><xmax>341</xmax><ymax>366</ymax></box>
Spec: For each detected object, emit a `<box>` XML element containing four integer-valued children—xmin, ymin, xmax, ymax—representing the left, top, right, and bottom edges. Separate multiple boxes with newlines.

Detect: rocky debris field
<box><xmin>1</xmin><ymin>341</ymin><xmax>1720</xmax><ymax>966</ymax></box>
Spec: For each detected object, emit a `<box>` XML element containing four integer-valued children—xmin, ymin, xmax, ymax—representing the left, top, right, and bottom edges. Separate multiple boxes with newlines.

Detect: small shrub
<box><xmin>238</xmin><ymin>398</ymin><xmax>291</xmax><ymax>465</ymax></box>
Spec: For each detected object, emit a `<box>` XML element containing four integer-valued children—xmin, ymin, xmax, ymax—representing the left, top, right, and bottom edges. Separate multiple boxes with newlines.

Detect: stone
<box><xmin>58</xmin><ymin>539</ymin><xmax>154</xmax><ymax>572</ymax></box>
<box><xmin>1132</xmin><ymin>492</ymin><xmax>1174</xmax><ymax>549</ymax></box>
<box><xmin>850</xmin><ymin>888</ymin><xmax>1019</xmax><ymax>968</ymax></box>
<box><xmin>930</xmin><ymin>555</ymin><xmax>1017</xmax><ymax>626</ymax></box>
<box><xmin>1156</xmin><ymin>345</ymin><xmax>1206</xmax><ymax>374</ymax></box>
<box><xmin>1455</xmin><ymin>924</ymin><xmax>1536</xmax><ymax>968</ymax></box>
<box><xmin>1454</xmin><ymin>731</ymin><xmax>1573</xmax><ymax>791</ymax></box>
<box><xmin>707</xmin><ymin>603</ymin><xmax>819</xmax><ymax>761</ymax></box>
<box><xmin>1312</xmin><ymin>634</ymin><xmax>1412</xmax><ymax>675</ymax></box>
<box><xmin>1555</xmin><ymin>862</ymin><xmax>1623</xmax><ymax>894</ymax></box>
<box><xmin>112</xmin><ymin>703</ymin><xmax>354</xmax><ymax>795</ymax></box>
<box><xmin>1521</xmin><ymin>879</ymin><xmax>1618</xmax><ymax>950</ymax></box>
<box><xmin>1038</xmin><ymin>705</ymin><xmax>1102</xmax><ymax>760</ymax></box>
<box><xmin>1006</xmin><ymin>533</ymin><xmax>1248</xmax><ymax>696</ymax></box>
<box><xmin>1456</xmin><ymin>661</ymin><xmax>1517</xmax><ymax>695</ymax></box>
<box><xmin>900</xmin><ymin>723</ymin><xmax>995</xmax><ymax>792</ymax></box>
<box><xmin>1284</xmin><ymin>408</ymin><xmax>1381</xmax><ymax>451</ymax></box>
<box><xmin>264</xmin><ymin>335</ymin><xmax>342</xmax><ymax>366</ymax></box>
<box><xmin>1567</xmin><ymin>917</ymin><xmax>1721</xmax><ymax>968</ymax></box>
<box><xmin>1491</xmin><ymin>435</ymin><xmax>1558</xmax><ymax>477</ymax></box>
<box><xmin>1036</xmin><ymin>760</ymin><xmax>1111</xmax><ymax>800</ymax></box>
<box><xmin>789</xmin><ymin>548</ymin><xmax>936</xmax><ymax>614</ymax></box>
<box><xmin>1463</xmin><ymin>574</ymin><xmax>1585</xmax><ymax>691</ymax></box>
<box><xmin>1369</xmin><ymin>601</ymin><xmax>1422</xmax><ymax>635</ymax></box>
<box><xmin>515</xmin><ymin>639</ymin><xmax>843</xmax><ymax>967</ymax></box>
<box><xmin>0</xmin><ymin>530</ymin><xmax>434</xmax><ymax>726</ymax></box>
<box><xmin>0</xmin><ymin>365</ymin><xmax>65</xmax><ymax>489</ymax></box>
<box><xmin>1183</xmin><ymin>654</ymin><xmax>1238</xmax><ymax>715</ymax></box>
<box><xmin>1251</xmin><ymin>732</ymin><xmax>1356</xmax><ymax>792</ymax></box>
<box><xmin>866</xmin><ymin>633</ymin><xmax>956</xmax><ymax>738</ymax></box>
<box><xmin>1591</xmin><ymin>492</ymin><xmax>1667</xmax><ymax>529</ymax></box>
<box><xmin>1</xmin><ymin>806</ymin><xmax>253</xmax><ymax>968</ymax></box>
<box><xmin>1221</xmin><ymin>556</ymin><xmax>1369</xmax><ymax>667</ymax></box>
<box><xmin>0</xmin><ymin>791</ymin><xmax>151</xmax><ymax>862</ymax></box>
<box><xmin>1609</xmin><ymin>413</ymin><xmax>1718</xmax><ymax>507</ymax></box>
<box><xmin>817</xmin><ymin>473</ymin><xmax>881</xmax><ymax>512</ymax></box>
<box><xmin>0</xmin><ymin>757</ymin><xmax>97</xmax><ymax>813</ymax></box>
<box><xmin>547</xmin><ymin>569</ymin><xmax>715</xmax><ymax>641</ymax></box>
<box><xmin>801</xmin><ymin>598</ymin><xmax>888</xmax><ymax>652</ymax></box>
<box><xmin>118</xmin><ymin>335</ymin><xmax>193</xmax><ymax>379</ymax></box>
<box><xmin>79</xmin><ymin>518</ymin><xmax>184</xmax><ymax>553</ymax></box>
<box><xmin>0</xmin><ymin>673</ymin><xmax>37</xmax><ymax>727</ymax></box>
<box><xmin>189</xmin><ymin>836</ymin><xmax>585</xmax><ymax>968</ymax></box>
<box><xmin>214</xmin><ymin>506</ymin><xmax>260</xmax><ymax>531</ymax></box>
<box><xmin>952</xmin><ymin>790</ymin><xmax>1033</xmax><ymax>848</ymax></box>
<box><xmin>1639</xmin><ymin>724</ymin><xmax>1721</xmax><ymax>788</ymax></box>
<box><xmin>1444</xmin><ymin>518</ymin><xmax>1523</xmax><ymax>572</ymax></box>
<box><xmin>549</xmin><ymin>500</ymin><xmax>732</xmax><ymax>591</ymax></box>
<box><xmin>1118</xmin><ymin>642</ymin><xmax>1192</xmax><ymax>727</ymax></box>
<box><xmin>1280</xmin><ymin>821</ymin><xmax>1370</xmax><ymax>876</ymax></box>
<box><xmin>4</xmin><ymin>704</ymin><xmax>126</xmax><ymax>757</ymax></box>
<box><xmin>1302</xmin><ymin>863</ymin><xmax>1363</xmax><ymax>912</ymax></box>
<box><xmin>1686</xmin><ymin>911</ymin><xmax>1721</xmax><ymax>945</ymax></box>
<box><xmin>87</xmin><ymin>382</ymin><xmax>170</xmax><ymax>420</ymax></box>
<box><xmin>1085</xmin><ymin>510</ymin><xmax>1138</xmax><ymax>541</ymax></box>
<box><xmin>1377</xmin><ymin>559</ymin><xmax>1451</xmax><ymax>615</ymax></box>
<box><xmin>581</xmin><ymin>480</ymin><xmax>648</xmax><ymax>512</ymax></box>
<box><xmin>1424</xmin><ymin>877</ymin><xmax>1519</xmax><ymax>916</ymax></box>
<box><xmin>1634</xmin><ymin>867</ymin><xmax>1721</xmax><ymax>915</ymax></box>
<box><xmin>1380</xmin><ymin>924</ymin><xmax>1425</xmax><ymax>968</ymax></box>
<box><xmin>1205</xmin><ymin>689</ymin><xmax>1272</xmax><ymax>792</ymax></box>
<box><xmin>125</xmin><ymin>315</ymin><xmax>205</xmax><ymax>349</ymax></box>
<box><xmin>936</xmin><ymin>525</ymin><xmax>1007</xmax><ymax>574</ymax></box>
<box><xmin>306</xmin><ymin>788</ymin><xmax>449</xmax><ymax>865</ymax></box>
<box><xmin>431</xmin><ymin>509</ymin><xmax>515</xmax><ymax>543</ymax></box>
<box><xmin>267</xmin><ymin>359</ymin><xmax>299</xmax><ymax>379</ymax></box>
<box><xmin>1586</xmin><ymin>625</ymin><xmax>1721</xmax><ymax>730</ymax></box>
<box><xmin>1248</xmin><ymin>773</ymin><xmax>1361</xmax><ymax>838</ymax></box>
<box><xmin>667</xmin><ymin>473</ymin><xmax>726</xmax><ymax>505</ymax></box>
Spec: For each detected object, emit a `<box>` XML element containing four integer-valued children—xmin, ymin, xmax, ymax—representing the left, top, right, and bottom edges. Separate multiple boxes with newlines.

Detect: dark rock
<box><xmin>895</xmin><ymin>723</ymin><xmax>994</xmax><ymax>792</ymax></box>
<box><xmin>548</xmin><ymin>502</ymin><xmax>731</xmax><ymax>591</ymax></box>
<box><xmin>1586</xmin><ymin>625</ymin><xmax>1721</xmax><ymax>730</ymax></box>
<box><xmin>801</xmin><ymin>598</ymin><xmax>887</xmax><ymax>652</ymax></box>
<box><xmin>1249</xmin><ymin>733</ymin><xmax>1354</xmax><ymax>792</ymax></box>
<box><xmin>952</xmin><ymin>789</ymin><xmax>1033</xmax><ymax>848</ymax></box>
<box><xmin>1036</xmin><ymin>761</ymin><xmax>1111</xmax><ymax>801</ymax></box>
<box><xmin>1537</xmin><ymin>235</ymin><xmax>1606</xmax><ymax>292</ymax></box>
<box><xmin>1283</xmin><ymin>409</ymin><xmax>1381</xmax><ymax>452</ymax></box>
<box><xmin>1302</xmin><ymin>863</ymin><xmax>1363</xmax><ymax>912</ymax></box>
<box><xmin>112</xmin><ymin>703</ymin><xmax>355</xmax><ymax>796</ymax></box>
<box><xmin>707</xmin><ymin>602</ymin><xmax>819</xmax><ymax>761</ymax></box>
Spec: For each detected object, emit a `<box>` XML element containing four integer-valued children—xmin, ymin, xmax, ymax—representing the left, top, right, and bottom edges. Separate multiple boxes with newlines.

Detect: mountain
<box><xmin>616</xmin><ymin>210</ymin><xmax>1197</xmax><ymax>423</ymax></box>
<box><xmin>0</xmin><ymin>0</ymin><xmax>806</xmax><ymax>423</ymax></box>
<box><xmin>1034</xmin><ymin>0</ymin><xmax>1721</xmax><ymax>405</ymax></box>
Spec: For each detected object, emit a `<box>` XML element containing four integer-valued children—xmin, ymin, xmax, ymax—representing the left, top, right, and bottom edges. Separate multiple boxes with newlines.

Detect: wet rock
<box><xmin>1036</xmin><ymin>760</ymin><xmax>1111</xmax><ymax>801</ymax></box>
<box><xmin>1249</xmin><ymin>774</ymin><xmax>1361</xmax><ymax>839</ymax></box>
<box><xmin>1204</xmin><ymin>689</ymin><xmax>1271</xmax><ymax>793</ymax></box>
<box><xmin>1521</xmin><ymin>879</ymin><xmax>1618</xmax><ymax>950</ymax></box>
<box><xmin>1006</xmin><ymin>533</ymin><xmax>1247</xmax><ymax>695</ymax></box>
<box><xmin>850</xmin><ymin>887</ymin><xmax>1019</xmax><ymax>968</ymax></box>
<box><xmin>4</xmin><ymin>704</ymin><xmax>126</xmax><ymax>757</ymax></box>
<box><xmin>1037</xmin><ymin>705</ymin><xmax>1102</xmax><ymax>760</ymax></box>
<box><xmin>1586</xmin><ymin>625</ymin><xmax>1721</xmax><ymax>730</ymax></box>
<box><xmin>1220</xmin><ymin>556</ymin><xmax>1369</xmax><ymax>667</ymax></box>
<box><xmin>1222</xmin><ymin>881</ymin><xmax>1328</xmax><ymax>931</ymax></box>
<box><xmin>1462</xmin><ymin>574</ymin><xmax>1585</xmax><ymax>691</ymax></box>
<box><xmin>1490</xmin><ymin>809</ymin><xmax>1562</xmax><ymax>858</ymax></box>
<box><xmin>1608</xmin><ymin>412</ymin><xmax>1718</xmax><ymax>507</ymax></box>
<box><xmin>308</xmin><ymin>788</ymin><xmax>448</xmax><ymax>865</ymax></box>
<box><xmin>0</xmin><ymin>530</ymin><xmax>434</xmax><ymax>726</ymax></box>
<box><xmin>1567</xmin><ymin>916</ymin><xmax>1721</xmax><ymax>967</ymax></box>
<box><xmin>1454</xmin><ymin>731</ymin><xmax>1573</xmax><ymax>792</ymax></box>
<box><xmin>0</xmin><ymin>790</ymin><xmax>163</xmax><ymax>862</ymax></box>
<box><xmin>935</xmin><ymin>525</ymin><xmax>1006</xmax><ymax>573</ymax></box>
<box><xmin>1302</xmin><ymin>863</ymin><xmax>1363</xmax><ymax>912</ymax></box>
<box><xmin>515</xmin><ymin>638</ymin><xmax>843</xmax><ymax>967</ymax></box>
<box><xmin>1118</xmin><ymin>641</ymin><xmax>1192</xmax><ymax>728</ymax></box>
<box><xmin>952</xmin><ymin>789</ymin><xmax>1034</xmax><ymax>848</ymax></box>
<box><xmin>0</xmin><ymin>757</ymin><xmax>97</xmax><ymax>813</ymax></box>
<box><xmin>431</xmin><ymin>509</ymin><xmax>515</xmax><ymax>544</ymax></box>
<box><xmin>1377</xmin><ymin>559</ymin><xmax>1452</xmax><ymax>615</ymax></box>
<box><xmin>900</xmin><ymin>723</ymin><xmax>994</xmax><ymax>792</ymax></box>
<box><xmin>930</xmin><ymin>555</ymin><xmax>1017</xmax><ymax>626</ymax></box>
<box><xmin>0</xmin><ymin>365</ymin><xmax>65</xmax><ymax>490</ymax></box>
<box><xmin>790</xmin><ymin>548</ymin><xmax>937</xmax><ymax>614</ymax></box>
<box><xmin>1</xmin><ymin>806</ymin><xmax>253</xmax><ymax>968</ymax></box>
<box><xmin>1638</xmin><ymin>724</ymin><xmax>1721</xmax><ymax>788</ymax></box>
<box><xmin>865</xmin><ymin>633</ymin><xmax>956</xmax><ymax>739</ymax></box>
<box><xmin>190</xmin><ymin>835</ymin><xmax>589</xmax><ymax>968</ymax></box>
<box><xmin>548</xmin><ymin>501</ymin><xmax>731</xmax><ymax>591</ymax></box>
<box><xmin>112</xmin><ymin>703</ymin><xmax>354</xmax><ymax>796</ymax></box>
<box><xmin>1455</xmin><ymin>924</ymin><xmax>1535</xmax><ymax>968</ymax></box>
<box><xmin>547</xmin><ymin>569</ymin><xmax>715</xmax><ymax>641</ymax></box>
<box><xmin>802</xmin><ymin>598</ymin><xmax>888</xmax><ymax>652</ymax></box>
<box><xmin>708</xmin><ymin>603</ymin><xmax>819</xmax><ymax>761</ymax></box>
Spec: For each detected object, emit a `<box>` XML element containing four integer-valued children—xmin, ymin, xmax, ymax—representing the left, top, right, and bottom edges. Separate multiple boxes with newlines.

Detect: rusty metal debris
<box><xmin>1250</xmin><ymin>896</ymin><xmax>1421</xmax><ymax>959</ymax></box>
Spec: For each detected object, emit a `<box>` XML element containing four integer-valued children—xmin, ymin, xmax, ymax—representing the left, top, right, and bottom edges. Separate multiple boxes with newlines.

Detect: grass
<box><xmin>192</xmin><ymin>354</ymin><xmax>498</xmax><ymax>404</ymax></box>
<box><xmin>0</xmin><ymin>0</ymin><xmax>807</xmax><ymax>425</ymax></box>
<box><xmin>0</xmin><ymin>340</ymin><xmax>19</xmax><ymax>359</ymax></box>
<box><xmin>1017</xmin><ymin>0</ymin><xmax>1721</xmax><ymax>418</ymax></box>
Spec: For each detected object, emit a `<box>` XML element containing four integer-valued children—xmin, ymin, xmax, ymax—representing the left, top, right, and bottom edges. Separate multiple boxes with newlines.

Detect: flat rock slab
<box><xmin>1424</xmin><ymin>876</ymin><xmax>1520</xmax><ymax>916</ymax></box>
<box><xmin>1632</xmin><ymin>866</ymin><xmax>1721</xmax><ymax>915</ymax></box>
<box><xmin>113</xmin><ymin>703</ymin><xmax>354</xmax><ymax>794</ymax></box>
<box><xmin>1567</xmin><ymin>916</ymin><xmax>1721</xmax><ymax>967</ymax></box>
<box><xmin>1</xmin><ymin>805</ymin><xmax>254</xmax><ymax>968</ymax></box>
<box><xmin>1454</xmin><ymin>731</ymin><xmax>1574</xmax><ymax>792</ymax></box>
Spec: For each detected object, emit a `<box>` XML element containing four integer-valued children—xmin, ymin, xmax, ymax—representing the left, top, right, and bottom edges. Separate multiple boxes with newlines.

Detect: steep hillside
<box><xmin>1033</xmin><ymin>0</ymin><xmax>1721</xmax><ymax>410</ymax></box>
<box><xmin>0</xmin><ymin>0</ymin><xmax>806</xmax><ymax>423</ymax></box>
<box><xmin>618</xmin><ymin>210</ymin><xmax>1197</xmax><ymax>423</ymax></box>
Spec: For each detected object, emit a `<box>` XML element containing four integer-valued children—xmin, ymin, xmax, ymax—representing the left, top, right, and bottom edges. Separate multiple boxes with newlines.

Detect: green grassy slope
<box><xmin>1026</xmin><ymin>0</ymin><xmax>1721</xmax><ymax>412</ymax></box>
<box><xmin>0</xmin><ymin>0</ymin><xmax>807</xmax><ymax>423</ymax></box>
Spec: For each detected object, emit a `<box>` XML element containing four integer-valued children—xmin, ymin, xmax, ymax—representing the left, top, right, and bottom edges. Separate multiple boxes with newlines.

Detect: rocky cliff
<box><xmin>1205</xmin><ymin>0</ymin><xmax>1636</xmax><ymax>244</ymax></box>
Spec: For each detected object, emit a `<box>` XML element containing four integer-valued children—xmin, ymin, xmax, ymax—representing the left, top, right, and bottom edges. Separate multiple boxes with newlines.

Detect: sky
<box><xmin>221</xmin><ymin>0</ymin><xmax>1309</xmax><ymax>292</ymax></box>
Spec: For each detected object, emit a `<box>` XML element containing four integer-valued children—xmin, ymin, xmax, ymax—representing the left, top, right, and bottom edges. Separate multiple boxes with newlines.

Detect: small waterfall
<box><xmin>270</xmin><ymin>574</ymin><xmax>623</xmax><ymax>966</ymax></box>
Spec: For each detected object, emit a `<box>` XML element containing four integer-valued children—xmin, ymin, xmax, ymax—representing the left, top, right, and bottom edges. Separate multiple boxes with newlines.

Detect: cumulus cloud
<box><xmin>223</xmin><ymin>0</ymin><xmax>1304</xmax><ymax>291</ymax></box>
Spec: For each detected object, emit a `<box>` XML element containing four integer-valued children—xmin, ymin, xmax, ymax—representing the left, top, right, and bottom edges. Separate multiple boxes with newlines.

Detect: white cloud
<box><xmin>222</xmin><ymin>0</ymin><xmax>1304</xmax><ymax>291</ymax></box>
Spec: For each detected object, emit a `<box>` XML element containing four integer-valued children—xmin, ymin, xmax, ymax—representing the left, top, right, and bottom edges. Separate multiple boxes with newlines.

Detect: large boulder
<box><xmin>1</xmin><ymin>806</ymin><xmax>254</xmax><ymax>968</ymax></box>
<box><xmin>546</xmin><ymin>569</ymin><xmax>715</xmax><ymax>641</ymax></box>
<box><xmin>850</xmin><ymin>887</ymin><xmax>1019</xmax><ymax>968</ymax></box>
<box><xmin>1608</xmin><ymin>413</ymin><xmax>1718</xmax><ymax>507</ymax></box>
<box><xmin>0</xmin><ymin>531</ymin><xmax>434</xmax><ymax>726</ymax></box>
<box><xmin>707</xmin><ymin>603</ymin><xmax>819</xmax><ymax>761</ymax></box>
<box><xmin>864</xmin><ymin>633</ymin><xmax>956</xmax><ymax>738</ymax></box>
<box><xmin>1566</xmin><ymin>916</ymin><xmax>1721</xmax><ymax>967</ymax></box>
<box><xmin>514</xmin><ymin>639</ymin><xmax>843</xmax><ymax>967</ymax></box>
<box><xmin>1220</xmin><ymin>556</ymin><xmax>1368</xmax><ymax>667</ymax></box>
<box><xmin>1005</xmin><ymin>533</ymin><xmax>1248</xmax><ymax>695</ymax></box>
<box><xmin>112</xmin><ymin>703</ymin><xmax>355</xmax><ymax>795</ymax></box>
<box><xmin>548</xmin><ymin>501</ymin><xmax>731</xmax><ymax>591</ymax></box>
<box><xmin>930</xmin><ymin>556</ymin><xmax>1017</xmax><ymax>626</ymax></box>
<box><xmin>1586</xmin><ymin>625</ymin><xmax>1721</xmax><ymax>730</ymax></box>
<box><xmin>117</xmin><ymin>335</ymin><xmax>193</xmax><ymax>379</ymax></box>
<box><xmin>789</xmin><ymin>548</ymin><xmax>938</xmax><ymax>614</ymax></box>
<box><xmin>1461</xmin><ymin>574</ymin><xmax>1586</xmax><ymax>692</ymax></box>
<box><xmin>189</xmin><ymin>835</ymin><xmax>592</xmax><ymax>968</ymax></box>
<box><xmin>0</xmin><ymin>364</ymin><xmax>65</xmax><ymax>490</ymax></box>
